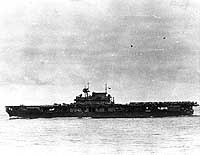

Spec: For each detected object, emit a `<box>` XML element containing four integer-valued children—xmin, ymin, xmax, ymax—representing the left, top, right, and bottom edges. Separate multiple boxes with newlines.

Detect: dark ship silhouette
<box><xmin>5</xmin><ymin>83</ymin><xmax>198</xmax><ymax>118</ymax></box>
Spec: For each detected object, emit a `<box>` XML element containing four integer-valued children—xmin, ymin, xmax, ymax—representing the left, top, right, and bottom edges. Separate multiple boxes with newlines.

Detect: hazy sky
<box><xmin>0</xmin><ymin>0</ymin><xmax>199</xmax><ymax>105</ymax></box>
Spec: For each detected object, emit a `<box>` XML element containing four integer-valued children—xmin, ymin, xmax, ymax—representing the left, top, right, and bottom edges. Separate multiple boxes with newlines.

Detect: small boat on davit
<box><xmin>5</xmin><ymin>83</ymin><xmax>199</xmax><ymax>118</ymax></box>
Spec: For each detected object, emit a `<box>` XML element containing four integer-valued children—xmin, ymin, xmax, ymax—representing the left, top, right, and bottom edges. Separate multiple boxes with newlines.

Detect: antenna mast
<box><xmin>83</xmin><ymin>82</ymin><xmax>90</xmax><ymax>98</ymax></box>
<box><xmin>87</xmin><ymin>82</ymin><xmax>90</xmax><ymax>90</ymax></box>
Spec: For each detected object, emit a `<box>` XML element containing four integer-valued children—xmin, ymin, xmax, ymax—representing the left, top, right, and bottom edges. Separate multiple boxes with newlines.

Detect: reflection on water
<box><xmin>1</xmin><ymin>108</ymin><xmax>200</xmax><ymax>155</ymax></box>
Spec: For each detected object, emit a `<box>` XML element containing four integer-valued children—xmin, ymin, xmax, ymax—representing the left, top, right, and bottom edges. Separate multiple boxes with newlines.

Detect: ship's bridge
<box><xmin>92</xmin><ymin>92</ymin><xmax>107</xmax><ymax>99</ymax></box>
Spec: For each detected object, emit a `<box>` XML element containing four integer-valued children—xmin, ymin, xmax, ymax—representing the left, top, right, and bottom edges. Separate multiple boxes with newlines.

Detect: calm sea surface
<box><xmin>1</xmin><ymin>107</ymin><xmax>200</xmax><ymax>155</ymax></box>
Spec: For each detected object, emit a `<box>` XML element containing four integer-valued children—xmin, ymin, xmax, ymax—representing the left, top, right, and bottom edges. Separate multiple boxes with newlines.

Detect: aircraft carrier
<box><xmin>5</xmin><ymin>83</ymin><xmax>199</xmax><ymax>118</ymax></box>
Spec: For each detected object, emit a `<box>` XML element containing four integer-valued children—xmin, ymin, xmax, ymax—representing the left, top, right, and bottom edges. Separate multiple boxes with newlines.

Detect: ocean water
<box><xmin>1</xmin><ymin>107</ymin><xmax>200</xmax><ymax>155</ymax></box>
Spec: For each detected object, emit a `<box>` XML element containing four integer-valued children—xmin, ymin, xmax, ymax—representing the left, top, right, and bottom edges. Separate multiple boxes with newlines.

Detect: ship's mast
<box><xmin>87</xmin><ymin>82</ymin><xmax>90</xmax><ymax>91</ymax></box>
<box><xmin>105</xmin><ymin>83</ymin><xmax>107</xmax><ymax>94</ymax></box>
<box><xmin>83</xmin><ymin>82</ymin><xmax>90</xmax><ymax>98</ymax></box>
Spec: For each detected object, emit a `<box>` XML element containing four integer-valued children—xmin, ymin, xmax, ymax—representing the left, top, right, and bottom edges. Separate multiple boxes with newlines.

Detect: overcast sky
<box><xmin>0</xmin><ymin>0</ymin><xmax>199</xmax><ymax>105</ymax></box>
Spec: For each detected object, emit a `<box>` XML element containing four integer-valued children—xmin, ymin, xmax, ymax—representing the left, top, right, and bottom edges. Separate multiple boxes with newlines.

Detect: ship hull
<box><xmin>5</xmin><ymin>105</ymin><xmax>195</xmax><ymax>119</ymax></box>
<box><xmin>91</xmin><ymin>111</ymin><xmax>193</xmax><ymax>118</ymax></box>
